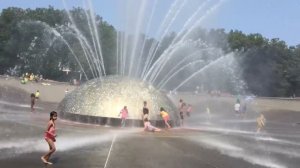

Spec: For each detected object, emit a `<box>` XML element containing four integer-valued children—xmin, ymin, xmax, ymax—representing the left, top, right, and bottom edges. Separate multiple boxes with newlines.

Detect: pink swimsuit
<box><xmin>44</xmin><ymin>123</ymin><xmax>56</xmax><ymax>142</ymax></box>
<box><xmin>120</xmin><ymin>109</ymin><xmax>128</xmax><ymax>119</ymax></box>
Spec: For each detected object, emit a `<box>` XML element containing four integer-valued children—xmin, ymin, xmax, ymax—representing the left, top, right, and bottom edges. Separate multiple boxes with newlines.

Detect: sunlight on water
<box><xmin>187</xmin><ymin>136</ymin><xmax>287</xmax><ymax>168</ymax></box>
<box><xmin>0</xmin><ymin>100</ymin><xmax>43</xmax><ymax>110</ymax></box>
<box><xmin>0</xmin><ymin>128</ymin><xmax>141</xmax><ymax>159</ymax></box>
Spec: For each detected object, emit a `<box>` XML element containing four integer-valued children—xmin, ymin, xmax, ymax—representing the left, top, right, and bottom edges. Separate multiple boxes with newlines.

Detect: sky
<box><xmin>1</xmin><ymin>0</ymin><xmax>300</xmax><ymax>46</ymax></box>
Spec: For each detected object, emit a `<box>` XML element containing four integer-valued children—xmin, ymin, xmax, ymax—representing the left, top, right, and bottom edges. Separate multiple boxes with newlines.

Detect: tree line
<box><xmin>0</xmin><ymin>7</ymin><xmax>300</xmax><ymax>97</ymax></box>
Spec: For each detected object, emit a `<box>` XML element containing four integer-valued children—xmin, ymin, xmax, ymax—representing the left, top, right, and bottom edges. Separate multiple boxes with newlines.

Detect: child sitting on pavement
<box><xmin>144</xmin><ymin>118</ymin><xmax>161</xmax><ymax>132</ymax></box>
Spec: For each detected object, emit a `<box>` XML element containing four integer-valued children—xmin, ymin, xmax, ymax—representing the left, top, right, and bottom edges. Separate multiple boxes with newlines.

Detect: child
<box><xmin>186</xmin><ymin>104</ymin><xmax>192</xmax><ymax>117</ymax></box>
<box><xmin>65</xmin><ymin>88</ymin><xmax>69</xmax><ymax>95</ymax></box>
<box><xmin>206</xmin><ymin>107</ymin><xmax>211</xmax><ymax>121</ymax></box>
<box><xmin>179</xmin><ymin>103</ymin><xmax>186</xmax><ymax>127</ymax></box>
<box><xmin>159</xmin><ymin>107</ymin><xmax>171</xmax><ymax>129</ymax></box>
<box><xmin>234</xmin><ymin>102</ymin><xmax>240</xmax><ymax>115</ymax></box>
<box><xmin>119</xmin><ymin>106</ymin><xmax>128</xmax><ymax>127</ymax></box>
<box><xmin>142</xmin><ymin>101</ymin><xmax>149</xmax><ymax>120</ymax></box>
<box><xmin>41</xmin><ymin>111</ymin><xmax>57</xmax><ymax>165</ymax></box>
<box><xmin>35</xmin><ymin>90</ymin><xmax>40</xmax><ymax>99</ymax></box>
<box><xmin>144</xmin><ymin>118</ymin><xmax>161</xmax><ymax>132</ymax></box>
<box><xmin>256</xmin><ymin>113</ymin><xmax>266</xmax><ymax>133</ymax></box>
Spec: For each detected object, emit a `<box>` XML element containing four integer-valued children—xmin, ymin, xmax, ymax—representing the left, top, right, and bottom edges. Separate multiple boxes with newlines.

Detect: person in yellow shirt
<box><xmin>159</xmin><ymin>107</ymin><xmax>171</xmax><ymax>129</ymax></box>
<box><xmin>35</xmin><ymin>90</ymin><xmax>40</xmax><ymax>99</ymax></box>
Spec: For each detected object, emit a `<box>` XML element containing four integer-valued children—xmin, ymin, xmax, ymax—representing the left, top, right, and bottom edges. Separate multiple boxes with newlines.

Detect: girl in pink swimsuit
<box><xmin>119</xmin><ymin>106</ymin><xmax>128</xmax><ymax>127</ymax></box>
<box><xmin>41</xmin><ymin>111</ymin><xmax>57</xmax><ymax>165</ymax></box>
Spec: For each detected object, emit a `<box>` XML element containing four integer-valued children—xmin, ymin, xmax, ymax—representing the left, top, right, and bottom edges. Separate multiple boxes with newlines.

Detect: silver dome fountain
<box><xmin>29</xmin><ymin>0</ymin><xmax>239</xmax><ymax>127</ymax></box>
<box><xmin>59</xmin><ymin>76</ymin><xmax>178</xmax><ymax>126</ymax></box>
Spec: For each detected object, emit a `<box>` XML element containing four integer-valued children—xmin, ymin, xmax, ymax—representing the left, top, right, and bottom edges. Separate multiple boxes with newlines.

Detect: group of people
<box><xmin>118</xmin><ymin>99</ymin><xmax>194</xmax><ymax>130</ymax></box>
<box><xmin>40</xmin><ymin>96</ymin><xmax>268</xmax><ymax>165</ymax></box>
<box><xmin>40</xmin><ymin>103</ymin><xmax>175</xmax><ymax>165</ymax></box>
<box><xmin>142</xmin><ymin>101</ymin><xmax>171</xmax><ymax>131</ymax></box>
<box><xmin>118</xmin><ymin>101</ymin><xmax>172</xmax><ymax>131</ymax></box>
<box><xmin>40</xmin><ymin>103</ymin><xmax>174</xmax><ymax>165</ymax></box>
<box><xmin>234</xmin><ymin>98</ymin><xmax>266</xmax><ymax>132</ymax></box>
<box><xmin>20</xmin><ymin>73</ymin><xmax>42</xmax><ymax>84</ymax></box>
<box><xmin>141</xmin><ymin>101</ymin><xmax>163</xmax><ymax>131</ymax></box>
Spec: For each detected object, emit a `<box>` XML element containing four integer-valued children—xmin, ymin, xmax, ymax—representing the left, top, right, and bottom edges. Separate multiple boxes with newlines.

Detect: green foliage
<box><xmin>100</xmin><ymin>21</ymin><xmax>117</xmax><ymax>75</ymax></box>
<box><xmin>0</xmin><ymin>7</ymin><xmax>300</xmax><ymax>96</ymax></box>
<box><xmin>228</xmin><ymin>32</ymin><xmax>296</xmax><ymax>96</ymax></box>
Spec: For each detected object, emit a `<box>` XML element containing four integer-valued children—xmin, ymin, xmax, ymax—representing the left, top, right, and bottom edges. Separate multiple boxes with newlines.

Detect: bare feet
<box><xmin>41</xmin><ymin>156</ymin><xmax>47</xmax><ymax>164</ymax></box>
<box><xmin>41</xmin><ymin>157</ymin><xmax>53</xmax><ymax>165</ymax></box>
<box><xmin>47</xmin><ymin>161</ymin><xmax>53</xmax><ymax>165</ymax></box>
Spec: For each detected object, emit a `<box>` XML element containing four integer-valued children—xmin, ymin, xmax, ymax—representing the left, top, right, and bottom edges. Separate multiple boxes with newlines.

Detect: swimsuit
<box><xmin>143</xmin><ymin>107</ymin><xmax>149</xmax><ymax>119</ymax></box>
<box><xmin>44</xmin><ymin>123</ymin><xmax>56</xmax><ymax>142</ymax></box>
<box><xmin>120</xmin><ymin>109</ymin><xmax>128</xmax><ymax>119</ymax></box>
<box><xmin>160</xmin><ymin>111</ymin><xmax>169</xmax><ymax>121</ymax></box>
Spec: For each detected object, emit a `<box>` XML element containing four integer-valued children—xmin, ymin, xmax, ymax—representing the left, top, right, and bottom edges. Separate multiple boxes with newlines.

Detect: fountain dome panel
<box><xmin>58</xmin><ymin>76</ymin><xmax>177</xmax><ymax>126</ymax></box>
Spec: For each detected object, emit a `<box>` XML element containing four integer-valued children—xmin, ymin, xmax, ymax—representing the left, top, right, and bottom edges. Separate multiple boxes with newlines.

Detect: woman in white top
<box><xmin>234</xmin><ymin>103</ymin><xmax>240</xmax><ymax>115</ymax></box>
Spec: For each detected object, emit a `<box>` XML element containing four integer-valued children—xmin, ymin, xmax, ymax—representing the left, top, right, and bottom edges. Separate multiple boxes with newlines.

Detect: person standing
<box><xmin>187</xmin><ymin>104</ymin><xmax>192</xmax><ymax>117</ymax></box>
<box><xmin>142</xmin><ymin>101</ymin><xmax>149</xmax><ymax>120</ymax></box>
<box><xmin>179</xmin><ymin>102</ymin><xmax>187</xmax><ymax>127</ymax></box>
<box><xmin>241</xmin><ymin>102</ymin><xmax>247</xmax><ymax>117</ymax></box>
<box><xmin>30</xmin><ymin>93</ymin><xmax>36</xmax><ymax>112</ymax></box>
<box><xmin>256</xmin><ymin>113</ymin><xmax>266</xmax><ymax>133</ymax></box>
<box><xmin>178</xmin><ymin>99</ymin><xmax>184</xmax><ymax>126</ymax></box>
<box><xmin>119</xmin><ymin>106</ymin><xmax>128</xmax><ymax>127</ymax></box>
<box><xmin>178</xmin><ymin>99</ymin><xmax>183</xmax><ymax>111</ymax></box>
<box><xmin>206</xmin><ymin>107</ymin><xmax>211</xmax><ymax>121</ymax></box>
<box><xmin>41</xmin><ymin>111</ymin><xmax>57</xmax><ymax>165</ymax></box>
<box><xmin>35</xmin><ymin>90</ymin><xmax>40</xmax><ymax>99</ymax></box>
<box><xmin>234</xmin><ymin>101</ymin><xmax>240</xmax><ymax>116</ymax></box>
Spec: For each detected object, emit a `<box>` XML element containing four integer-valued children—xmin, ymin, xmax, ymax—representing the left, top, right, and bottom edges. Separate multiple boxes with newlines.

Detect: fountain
<box><xmin>58</xmin><ymin>76</ymin><xmax>178</xmax><ymax>127</ymax></box>
<box><xmin>16</xmin><ymin>0</ymin><xmax>242</xmax><ymax>127</ymax></box>
<box><xmin>2</xmin><ymin>2</ymin><xmax>300</xmax><ymax>168</ymax></box>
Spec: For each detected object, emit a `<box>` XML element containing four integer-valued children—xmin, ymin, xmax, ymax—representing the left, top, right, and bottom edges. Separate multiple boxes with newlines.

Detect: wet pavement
<box><xmin>1</xmin><ymin>98</ymin><xmax>300</xmax><ymax>168</ymax></box>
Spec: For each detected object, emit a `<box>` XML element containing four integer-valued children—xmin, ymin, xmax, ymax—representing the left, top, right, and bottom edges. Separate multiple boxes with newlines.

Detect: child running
<box><xmin>41</xmin><ymin>111</ymin><xmax>57</xmax><ymax>165</ymax></box>
<box><xmin>159</xmin><ymin>107</ymin><xmax>171</xmax><ymax>129</ymax></box>
<box><xmin>144</xmin><ymin>118</ymin><xmax>161</xmax><ymax>132</ymax></box>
